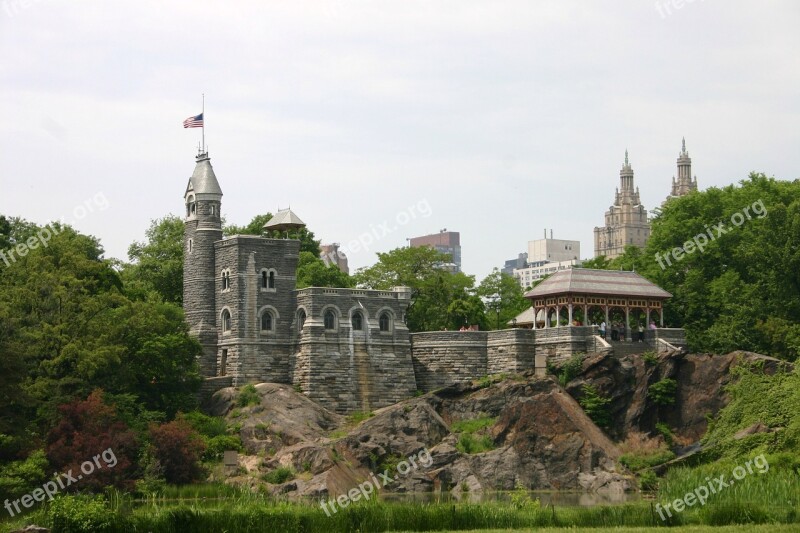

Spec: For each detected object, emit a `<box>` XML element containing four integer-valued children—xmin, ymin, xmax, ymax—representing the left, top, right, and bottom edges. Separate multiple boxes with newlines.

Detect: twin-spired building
<box><xmin>594</xmin><ymin>140</ymin><xmax>698</xmax><ymax>259</ymax></box>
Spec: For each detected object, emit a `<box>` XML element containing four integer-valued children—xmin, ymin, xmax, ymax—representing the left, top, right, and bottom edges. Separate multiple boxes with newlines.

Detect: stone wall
<box><xmin>487</xmin><ymin>329</ymin><xmax>536</xmax><ymax>374</ymax></box>
<box><xmin>534</xmin><ymin>326</ymin><xmax>599</xmax><ymax>363</ymax></box>
<box><xmin>293</xmin><ymin>287</ymin><xmax>416</xmax><ymax>414</ymax></box>
<box><xmin>410</xmin><ymin>331</ymin><xmax>488</xmax><ymax>392</ymax></box>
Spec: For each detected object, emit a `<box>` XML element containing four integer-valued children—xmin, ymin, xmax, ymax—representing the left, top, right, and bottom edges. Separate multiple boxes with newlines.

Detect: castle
<box><xmin>183</xmin><ymin>151</ymin><xmax>686</xmax><ymax>414</ymax></box>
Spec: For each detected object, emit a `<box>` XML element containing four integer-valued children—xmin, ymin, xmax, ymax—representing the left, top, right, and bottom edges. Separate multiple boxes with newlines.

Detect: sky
<box><xmin>1</xmin><ymin>1</ymin><xmax>799</xmax><ymax>281</ymax></box>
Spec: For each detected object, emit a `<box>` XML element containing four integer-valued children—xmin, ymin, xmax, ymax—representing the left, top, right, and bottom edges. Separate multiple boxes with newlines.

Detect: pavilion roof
<box><xmin>524</xmin><ymin>268</ymin><xmax>672</xmax><ymax>300</ymax></box>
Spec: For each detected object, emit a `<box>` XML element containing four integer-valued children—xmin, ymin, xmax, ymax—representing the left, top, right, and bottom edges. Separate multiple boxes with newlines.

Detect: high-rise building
<box><xmin>409</xmin><ymin>230</ymin><xmax>461</xmax><ymax>272</ymax></box>
<box><xmin>528</xmin><ymin>230</ymin><xmax>580</xmax><ymax>263</ymax></box>
<box><xmin>668</xmin><ymin>137</ymin><xmax>698</xmax><ymax>200</ymax></box>
<box><xmin>320</xmin><ymin>243</ymin><xmax>349</xmax><ymax>275</ymax></box>
<box><xmin>501</xmin><ymin>252</ymin><xmax>527</xmax><ymax>276</ymax></box>
<box><xmin>594</xmin><ymin>151</ymin><xmax>650</xmax><ymax>259</ymax></box>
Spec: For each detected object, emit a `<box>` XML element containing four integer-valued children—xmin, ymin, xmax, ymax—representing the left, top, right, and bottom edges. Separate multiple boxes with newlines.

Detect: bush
<box><xmin>578</xmin><ymin>384</ymin><xmax>611</xmax><ymax>428</ymax></box>
<box><xmin>638</xmin><ymin>469</ymin><xmax>659</xmax><ymax>492</ymax></box>
<box><xmin>203</xmin><ymin>434</ymin><xmax>243</xmax><ymax>462</ymax></box>
<box><xmin>262</xmin><ymin>467</ymin><xmax>294</xmax><ymax>484</ymax></box>
<box><xmin>555</xmin><ymin>353</ymin><xmax>585</xmax><ymax>386</ymax></box>
<box><xmin>451</xmin><ymin>416</ymin><xmax>496</xmax><ymax>433</ymax></box>
<box><xmin>456</xmin><ymin>433</ymin><xmax>495</xmax><ymax>454</ymax></box>
<box><xmin>0</xmin><ymin>449</ymin><xmax>49</xmax><ymax>503</ymax></box>
<box><xmin>642</xmin><ymin>351</ymin><xmax>658</xmax><ymax>366</ymax></box>
<box><xmin>655</xmin><ymin>422</ymin><xmax>674</xmax><ymax>446</ymax></box>
<box><xmin>180</xmin><ymin>411</ymin><xmax>228</xmax><ymax>437</ymax></box>
<box><xmin>648</xmin><ymin>378</ymin><xmax>677</xmax><ymax>406</ymax></box>
<box><xmin>149</xmin><ymin>419</ymin><xmax>206</xmax><ymax>484</ymax></box>
<box><xmin>237</xmin><ymin>384</ymin><xmax>261</xmax><ymax>407</ymax></box>
<box><xmin>48</xmin><ymin>495</ymin><xmax>117</xmax><ymax>533</ymax></box>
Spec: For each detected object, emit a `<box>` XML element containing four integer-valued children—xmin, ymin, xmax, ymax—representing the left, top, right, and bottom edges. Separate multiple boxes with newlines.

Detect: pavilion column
<box><xmin>625</xmin><ymin>306</ymin><xmax>631</xmax><ymax>342</ymax></box>
<box><xmin>568</xmin><ymin>304</ymin><xmax>573</xmax><ymax>326</ymax></box>
<box><xmin>646</xmin><ymin>307</ymin><xmax>651</xmax><ymax>327</ymax></box>
<box><xmin>604</xmin><ymin>306</ymin><xmax>610</xmax><ymax>328</ymax></box>
<box><xmin>545</xmin><ymin>308</ymin><xmax>550</xmax><ymax>328</ymax></box>
<box><xmin>583</xmin><ymin>304</ymin><xmax>588</xmax><ymax>326</ymax></box>
<box><xmin>532</xmin><ymin>307</ymin><xmax>537</xmax><ymax>330</ymax></box>
<box><xmin>660</xmin><ymin>308</ymin><xmax>664</xmax><ymax>327</ymax></box>
<box><xmin>555</xmin><ymin>305</ymin><xmax>561</xmax><ymax>327</ymax></box>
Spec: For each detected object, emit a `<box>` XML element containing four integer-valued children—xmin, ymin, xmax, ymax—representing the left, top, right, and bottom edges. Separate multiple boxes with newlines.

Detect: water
<box><xmin>380</xmin><ymin>490</ymin><xmax>641</xmax><ymax>506</ymax></box>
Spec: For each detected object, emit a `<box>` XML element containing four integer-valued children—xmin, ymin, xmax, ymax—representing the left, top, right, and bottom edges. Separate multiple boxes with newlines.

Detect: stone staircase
<box><xmin>608</xmin><ymin>340</ymin><xmax>650</xmax><ymax>357</ymax></box>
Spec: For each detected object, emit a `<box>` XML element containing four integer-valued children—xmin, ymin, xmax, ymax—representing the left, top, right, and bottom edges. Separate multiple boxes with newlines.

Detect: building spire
<box><xmin>624</xmin><ymin>149</ymin><xmax>629</xmax><ymax>166</ymax></box>
<box><xmin>681</xmin><ymin>136</ymin><xmax>686</xmax><ymax>153</ymax></box>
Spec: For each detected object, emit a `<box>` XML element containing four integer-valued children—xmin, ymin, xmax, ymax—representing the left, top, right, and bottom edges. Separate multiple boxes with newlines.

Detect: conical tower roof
<box><xmin>185</xmin><ymin>153</ymin><xmax>222</xmax><ymax>197</ymax></box>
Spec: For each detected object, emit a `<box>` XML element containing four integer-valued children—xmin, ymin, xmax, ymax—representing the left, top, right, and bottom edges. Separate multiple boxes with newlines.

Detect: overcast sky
<box><xmin>2</xmin><ymin>1</ymin><xmax>799</xmax><ymax>280</ymax></box>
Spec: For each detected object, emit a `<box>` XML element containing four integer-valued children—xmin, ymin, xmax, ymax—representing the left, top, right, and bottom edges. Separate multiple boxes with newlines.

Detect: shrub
<box><xmin>620</xmin><ymin>449</ymin><xmax>675</xmax><ymax>471</ymax></box>
<box><xmin>262</xmin><ymin>467</ymin><xmax>294</xmax><ymax>484</ymax></box>
<box><xmin>45</xmin><ymin>389</ymin><xmax>139</xmax><ymax>491</ymax></box>
<box><xmin>48</xmin><ymin>495</ymin><xmax>117</xmax><ymax>533</ymax></box>
<box><xmin>0</xmin><ymin>449</ymin><xmax>49</xmax><ymax>503</ymax></box>
<box><xmin>578</xmin><ymin>384</ymin><xmax>612</xmax><ymax>428</ymax></box>
<box><xmin>638</xmin><ymin>469</ymin><xmax>659</xmax><ymax>492</ymax></box>
<box><xmin>237</xmin><ymin>384</ymin><xmax>261</xmax><ymax>407</ymax></box>
<box><xmin>642</xmin><ymin>351</ymin><xmax>658</xmax><ymax>366</ymax></box>
<box><xmin>648</xmin><ymin>378</ymin><xmax>677</xmax><ymax>406</ymax></box>
<box><xmin>203</xmin><ymin>434</ymin><xmax>243</xmax><ymax>462</ymax></box>
<box><xmin>655</xmin><ymin>422</ymin><xmax>674</xmax><ymax>446</ymax></box>
<box><xmin>346</xmin><ymin>411</ymin><xmax>374</xmax><ymax>424</ymax></box>
<box><xmin>456</xmin><ymin>433</ymin><xmax>495</xmax><ymax>454</ymax></box>
<box><xmin>149</xmin><ymin>419</ymin><xmax>206</xmax><ymax>484</ymax></box>
<box><xmin>180</xmin><ymin>411</ymin><xmax>228</xmax><ymax>437</ymax></box>
<box><xmin>556</xmin><ymin>353</ymin><xmax>585</xmax><ymax>386</ymax></box>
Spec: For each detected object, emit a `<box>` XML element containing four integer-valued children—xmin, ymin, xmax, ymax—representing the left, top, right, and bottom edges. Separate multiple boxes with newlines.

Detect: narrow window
<box><xmin>324</xmin><ymin>310</ymin><xmax>336</xmax><ymax>330</ymax></box>
<box><xmin>188</xmin><ymin>239</ymin><xmax>193</xmax><ymax>253</ymax></box>
<box><xmin>298</xmin><ymin>310</ymin><xmax>306</xmax><ymax>332</ymax></box>
<box><xmin>261</xmin><ymin>311</ymin><xmax>273</xmax><ymax>331</ymax></box>
<box><xmin>220</xmin><ymin>349</ymin><xmax>227</xmax><ymax>376</ymax></box>
<box><xmin>379</xmin><ymin>312</ymin><xmax>390</xmax><ymax>332</ymax></box>
<box><xmin>222</xmin><ymin>310</ymin><xmax>232</xmax><ymax>332</ymax></box>
<box><xmin>268</xmin><ymin>271</ymin><xmax>276</xmax><ymax>289</ymax></box>
<box><xmin>261</xmin><ymin>271</ymin><xmax>267</xmax><ymax>289</ymax></box>
<box><xmin>352</xmin><ymin>312</ymin><xmax>363</xmax><ymax>331</ymax></box>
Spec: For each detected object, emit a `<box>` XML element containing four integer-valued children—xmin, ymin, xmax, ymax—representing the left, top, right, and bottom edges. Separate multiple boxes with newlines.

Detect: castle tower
<box><xmin>183</xmin><ymin>151</ymin><xmax>223</xmax><ymax>375</ymax></box>
<box><xmin>594</xmin><ymin>150</ymin><xmax>650</xmax><ymax>259</ymax></box>
<box><xmin>669</xmin><ymin>137</ymin><xmax>698</xmax><ymax>199</ymax></box>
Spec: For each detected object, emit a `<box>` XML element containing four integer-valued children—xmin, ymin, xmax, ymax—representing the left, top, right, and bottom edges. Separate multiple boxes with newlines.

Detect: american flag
<box><xmin>183</xmin><ymin>113</ymin><xmax>204</xmax><ymax>128</ymax></box>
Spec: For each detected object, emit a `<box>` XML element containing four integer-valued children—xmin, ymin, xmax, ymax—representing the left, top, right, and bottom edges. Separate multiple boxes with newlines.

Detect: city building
<box><xmin>528</xmin><ymin>230</ymin><xmax>580</xmax><ymax>263</ymax></box>
<box><xmin>501</xmin><ymin>252</ymin><xmax>527</xmax><ymax>276</ymax></box>
<box><xmin>320</xmin><ymin>243</ymin><xmax>349</xmax><ymax>274</ymax></box>
<box><xmin>408</xmin><ymin>230</ymin><xmax>461</xmax><ymax>272</ymax></box>
<box><xmin>667</xmin><ymin>137</ymin><xmax>698</xmax><ymax>200</ymax></box>
<box><xmin>594</xmin><ymin>151</ymin><xmax>650</xmax><ymax>259</ymax></box>
<box><xmin>513</xmin><ymin>259</ymin><xmax>582</xmax><ymax>290</ymax></box>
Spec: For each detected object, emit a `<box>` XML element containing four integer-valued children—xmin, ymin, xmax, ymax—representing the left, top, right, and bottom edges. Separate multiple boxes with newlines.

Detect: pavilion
<box><xmin>522</xmin><ymin>268</ymin><xmax>672</xmax><ymax>340</ymax></box>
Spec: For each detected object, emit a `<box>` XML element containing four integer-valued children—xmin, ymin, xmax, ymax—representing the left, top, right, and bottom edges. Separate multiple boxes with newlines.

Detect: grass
<box><xmin>620</xmin><ymin>449</ymin><xmax>676</xmax><ymax>471</ymax></box>
<box><xmin>456</xmin><ymin>433</ymin><xmax>496</xmax><ymax>454</ymax></box>
<box><xmin>237</xmin><ymin>384</ymin><xmax>261</xmax><ymax>407</ymax></box>
<box><xmin>451</xmin><ymin>416</ymin><xmax>496</xmax><ymax>433</ymax></box>
<box><xmin>347</xmin><ymin>411</ymin><xmax>375</xmax><ymax>424</ymax></box>
<box><xmin>262</xmin><ymin>466</ymin><xmax>295</xmax><ymax>484</ymax></box>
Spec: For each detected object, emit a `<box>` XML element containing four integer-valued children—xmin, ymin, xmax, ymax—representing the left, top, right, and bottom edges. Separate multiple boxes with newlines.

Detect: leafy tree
<box><xmin>477</xmin><ymin>269</ymin><xmax>529</xmax><ymax>329</ymax></box>
<box><xmin>353</xmin><ymin>246</ymin><xmax>485</xmax><ymax>331</ymax></box>
<box><xmin>0</xmin><ymin>214</ymin><xmax>10</xmax><ymax>252</ymax></box>
<box><xmin>580</xmin><ymin>255</ymin><xmax>612</xmax><ymax>270</ymax></box>
<box><xmin>148</xmin><ymin>419</ymin><xmax>206</xmax><ymax>484</ymax></box>
<box><xmin>296</xmin><ymin>251</ymin><xmax>353</xmax><ymax>289</ymax></box>
<box><xmin>46</xmin><ymin>390</ymin><xmax>139</xmax><ymax>490</ymax></box>
<box><xmin>578</xmin><ymin>384</ymin><xmax>612</xmax><ymax>428</ymax></box>
<box><xmin>124</xmin><ymin>216</ymin><xmax>185</xmax><ymax>304</ymax></box>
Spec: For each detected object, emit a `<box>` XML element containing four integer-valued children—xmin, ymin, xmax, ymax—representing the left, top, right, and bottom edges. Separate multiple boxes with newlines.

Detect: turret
<box><xmin>183</xmin><ymin>151</ymin><xmax>224</xmax><ymax>375</ymax></box>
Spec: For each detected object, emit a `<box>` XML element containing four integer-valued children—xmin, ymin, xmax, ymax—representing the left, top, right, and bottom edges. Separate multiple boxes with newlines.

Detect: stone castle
<box><xmin>594</xmin><ymin>139</ymin><xmax>698</xmax><ymax>259</ymax></box>
<box><xmin>184</xmin><ymin>151</ymin><xmax>686</xmax><ymax>414</ymax></box>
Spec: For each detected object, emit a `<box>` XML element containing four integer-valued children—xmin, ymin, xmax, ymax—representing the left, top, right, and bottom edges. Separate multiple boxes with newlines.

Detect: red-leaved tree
<box><xmin>46</xmin><ymin>389</ymin><xmax>139</xmax><ymax>490</ymax></box>
<box><xmin>148</xmin><ymin>419</ymin><xmax>206</xmax><ymax>484</ymax></box>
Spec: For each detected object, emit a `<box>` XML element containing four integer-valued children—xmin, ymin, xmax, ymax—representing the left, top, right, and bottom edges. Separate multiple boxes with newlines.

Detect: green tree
<box><xmin>477</xmin><ymin>268</ymin><xmax>529</xmax><ymax>329</ymax></box>
<box><xmin>124</xmin><ymin>216</ymin><xmax>185</xmax><ymax>304</ymax></box>
<box><xmin>354</xmin><ymin>246</ymin><xmax>485</xmax><ymax>331</ymax></box>
<box><xmin>296</xmin><ymin>251</ymin><xmax>353</xmax><ymax>289</ymax></box>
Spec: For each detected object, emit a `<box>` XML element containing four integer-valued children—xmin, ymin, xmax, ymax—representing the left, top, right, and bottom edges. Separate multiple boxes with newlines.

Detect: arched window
<box><xmin>261</xmin><ymin>271</ymin><xmax>268</xmax><ymax>289</ymax></box>
<box><xmin>268</xmin><ymin>271</ymin><xmax>276</xmax><ymax>289</ymax></box>
<box><xmin>379</xmin><ymin>312</ymin><xmax>390</xmax><ymax>332</ymax></box>
<box><xmin>188</xmin><ymin>239</ymin><xmax>193</xmax><ymax>253</ymax></box>
<box><xmin>221</xmin><ymin>270</ymin><xmax>231</xmax><ymax>291</ymax></box>
<box><xmin>324</xmin><ymin>310</ymin><xmax>336</xmax><ymax>330</ymax></box>
<box><xmin>191</xmin><ymin>203</ymin><xmax>196</xmax><ymax>215</ymax></box>
<box><xmin>297</xmin><ymin>310</ymin><xmax>306</xmax><ymax>332</ymax></box>
<box><xmin>351</xmin><ymin>311</ymin><xmax>363</xmax><ymax>331</ymax></box>
<box><xmin>221</xmin><ymin>309</ymin><xmax>232</xmax><ymax>332</ymax></box>
<box><xmin>260</xmin><ymin>310</ymin><xmax>273</xmax><ymax>331</ymax></box>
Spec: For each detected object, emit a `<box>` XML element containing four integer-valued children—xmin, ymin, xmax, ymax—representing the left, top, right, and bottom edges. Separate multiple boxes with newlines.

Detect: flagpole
<box><xmin>202</xmin><ymin>93</ymin><xmax>205</xmax><ymax>153</ymax></box>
